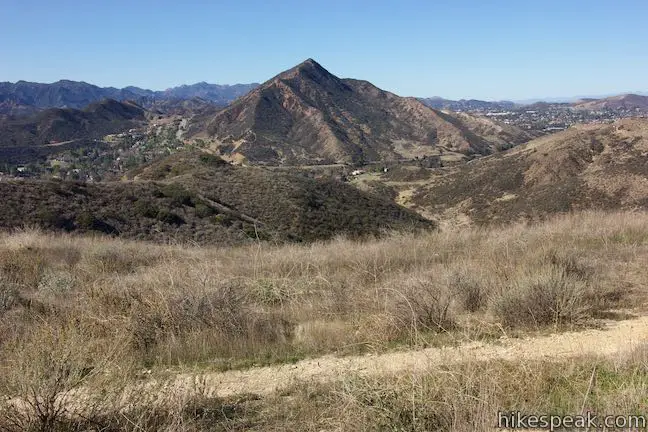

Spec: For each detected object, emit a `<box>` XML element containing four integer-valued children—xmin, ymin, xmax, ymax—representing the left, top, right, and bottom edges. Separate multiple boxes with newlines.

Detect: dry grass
<box><xmin>0</xmin><ymin>210</ymin><xmax>647</xmax><ymax>429</ymax></box>
<box><xmin>245</xmin><ymin>345</ymin><xmax>648</xmax><ymax>431</ymax></box>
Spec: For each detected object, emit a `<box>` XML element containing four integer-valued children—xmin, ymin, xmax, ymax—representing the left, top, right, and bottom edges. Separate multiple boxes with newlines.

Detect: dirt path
<box><xmin>177</xmin><ymin>315</ymin><xmax>648</xmax><ymax>398</ymax></box>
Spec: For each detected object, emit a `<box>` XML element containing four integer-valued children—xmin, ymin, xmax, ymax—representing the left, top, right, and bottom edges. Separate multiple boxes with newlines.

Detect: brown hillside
<box><xmin>406</xmin><ymin>118</ymin><xmax>648</xmax><ymax>225</ymax></box>
<box><xmin>188</xmin><ymin>59</ymin><xmax>532</xmax><ymax>165</ymax></box>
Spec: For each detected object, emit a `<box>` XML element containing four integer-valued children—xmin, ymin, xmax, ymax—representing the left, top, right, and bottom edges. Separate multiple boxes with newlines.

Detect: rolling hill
<box><xmin>404</xmin><ymin>118</ymin><xmax>648</xmax><ymax>225</ymax></box>
<box><xmin>189</xmin><ymin>59</ymin><xmax>533</xmax><ymax>165</ymax></box>
<box><xmin>0</xmin><ymin>99</ymin><xmax>146</xmax><ymax>147</ymax></box>
<box><xmin>572</xmin><ymin>94</ymin><xmax>648</xmax><ymax>111</ymax></box>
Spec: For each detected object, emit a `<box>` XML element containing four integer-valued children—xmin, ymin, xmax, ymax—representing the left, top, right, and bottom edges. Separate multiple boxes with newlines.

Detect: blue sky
<box><xmin>1</xmin><ymin>0</ymin><xmax>646</xmax><ymax>100</ymax></box>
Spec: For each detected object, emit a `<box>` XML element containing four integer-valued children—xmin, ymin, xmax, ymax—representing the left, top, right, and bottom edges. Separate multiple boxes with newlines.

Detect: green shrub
<box><xmin>194</xmin><ymin>203</ymin><xmax>216</xmax><ymax>218</ymax></box>
<box><xmin>160</xmin><ymin>183</ymin><xmax>195</xmax><ymax>207</ymax></box>
<box><xmin>75</xmin><ymin>212</ymin><xmax>117</xmax><ymax>234</ymax></box>
<box><xmin>134</xmin><ymin>200</ymin><xmax>159</xmax><ymax>218</ymax></box>
<box><xmin>213</xmin><ymin>214</ymin><xmax>233</xmax><ymax>226</ymax></box>
<box><xmin>156</xmin><ymin>209</ymin><xmax>185</xmax><ymax>225</ymax></box>
<box><xmin>198</xmin><ymin>153</ymin><xmax>225</xmax><ymax>166</ymax></box>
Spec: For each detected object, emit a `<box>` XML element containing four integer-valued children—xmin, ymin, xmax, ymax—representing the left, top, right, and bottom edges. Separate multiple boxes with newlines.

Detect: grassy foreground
<box><xmin>1</xmin><ymin>210</ymin><xmax>647</xmax><ymax>430</ymax></box>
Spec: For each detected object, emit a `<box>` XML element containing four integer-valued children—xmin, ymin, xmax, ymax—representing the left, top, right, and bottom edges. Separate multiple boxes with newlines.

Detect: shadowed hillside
<box><xmin>0</xmin><ymin>151</ymin><xmax>433</xmax><ymax>243</ymax></box>
<box><xmin>0</xmin><ymin>99</ymin><xmax>146</xmax><ymax>147</ymax></box>
<box><xmin>189</xmin><ymin>59</ymin><xmax>533</xmax><ymax>165</ymax></box>
<box><xmin>129</xmin><ymin>151</ymin><xmax>434</xmax><ymax>241</ymax></box>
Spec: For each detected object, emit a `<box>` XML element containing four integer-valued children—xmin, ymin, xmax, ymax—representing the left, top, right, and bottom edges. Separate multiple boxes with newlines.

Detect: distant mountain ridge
<box><xmin>0</xmin><ymin>80</ymin><xmax>259</xmax><ymax>115</ymax></box>
<box><xmin>189</xmin><ymin>58</ymin><xmax>532</xmax><ymax>165</ymax></box>
<box><xmin>419</xmin><ymin>97</ymin><xmax>518</xmax><ymax>111</ymax></box>
<box><xmin>571</xmin><ymin>94</ymin><xmax>648</xmax><ymax>111</ymax></box>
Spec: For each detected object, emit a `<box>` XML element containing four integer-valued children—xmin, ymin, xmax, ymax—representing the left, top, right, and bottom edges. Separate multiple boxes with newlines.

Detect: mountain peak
<box><xmin>273</xmin><ymin>58</ymin><xmax>339</xmax><ymax>87</ymax></box>
<box><xmin>297</xmin><ymin>58</ymin><xmax>327</xmax><ymax>73</ymax></box>
<box><xmin>299</xmin><ymin>58</ymin><xmax>320</xmax><ymax>67</ymax></box>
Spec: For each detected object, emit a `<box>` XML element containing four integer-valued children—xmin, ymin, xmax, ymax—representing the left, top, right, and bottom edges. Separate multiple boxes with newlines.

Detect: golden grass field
<box><xmin>1</xmin><ymin>210</ymin><xmax>648</xmax><ymax>430</ymax></box>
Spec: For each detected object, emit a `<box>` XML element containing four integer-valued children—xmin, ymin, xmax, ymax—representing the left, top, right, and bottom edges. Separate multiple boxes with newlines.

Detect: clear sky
<box><xmin>1</xmin><ymin>0</ymin><xmax>646</xmax><ymax>100</ymax></box>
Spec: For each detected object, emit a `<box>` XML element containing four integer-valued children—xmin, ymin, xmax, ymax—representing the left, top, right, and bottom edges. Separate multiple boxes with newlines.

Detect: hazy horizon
<box><xmin>1</xmin><ymin>0</ymin><xmax>646</xmax><ymax>100</ymax></box>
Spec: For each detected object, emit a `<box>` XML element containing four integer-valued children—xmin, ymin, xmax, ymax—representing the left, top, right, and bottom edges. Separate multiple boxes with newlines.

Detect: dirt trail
<box><xmin>178</xmin><ymin>315</ymin><xmax>648</xmax><ymax>398</ymax></box>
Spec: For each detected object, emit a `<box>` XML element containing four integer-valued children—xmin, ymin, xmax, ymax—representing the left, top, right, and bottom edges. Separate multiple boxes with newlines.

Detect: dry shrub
<box><xmin>293</xmin><ymin>320</ymin><xmax>355</xmax><ymax>352</ymax></box>
<box><xmin>0</xmin><ymin>249</ymin><xmax>45</xmax><ymax>290</ymax></box>
<box><xmin>64</xmin><ymin>379</ymin><xmax>242</xmax><ymax>432</ymax></box>
<box><xmin>0</xmin><ymin>277</ymin><xmax>20</xmax><ymax>314</ymax></box>
<box><xmin>0</xmin><ymin>324</ymin><xmax>129</xmax><ymax>432</ymax></box>
<box><xmin>386</xmin><ymin>274</ymin><xmax>456</xmax><ymax>337</ymax></box>
<box><xmin>81</xmin><ymin>244</ymin><xmax>162</xmax><ymax>275</ymax></box>
<box><xmin>446</xmin><ymin>268</ymin><xmax>486</xmax><ymax>313</ymax></box>
<box><xmin>247</xmin><ymin>277</ymin><xmax>297</xmax><ymax>306</ymax></box>
<box><xmin>36</xmin><ymin>270</ymin><xmax>76</xmax><ymax>296</ymax></box>
<box><xmin>122</xmin><ymin>279</ymin><xmax>297</xmax><ymax>365</ymax></box>
<box><xmin>490</xmin><ymin>266</ymin><xmax>592</xmax><ymax>328</ymax></box>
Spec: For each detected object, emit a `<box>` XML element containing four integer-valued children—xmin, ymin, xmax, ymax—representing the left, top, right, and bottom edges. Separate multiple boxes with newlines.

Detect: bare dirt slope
<box><xmin>176</xmin><ymin>315</ymin><xmax>648</xmax><ymax>398</ymax></box>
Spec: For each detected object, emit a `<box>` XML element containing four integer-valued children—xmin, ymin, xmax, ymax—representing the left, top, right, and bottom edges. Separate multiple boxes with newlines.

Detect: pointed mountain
<box><xmin>189</xmin><ymin>59</ymin><xmax>532</xmax><ymax>165</ymax></box>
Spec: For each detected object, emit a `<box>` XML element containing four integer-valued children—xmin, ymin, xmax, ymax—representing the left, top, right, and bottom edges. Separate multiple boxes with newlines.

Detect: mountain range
<box><xmin>2</xmin><ymin>57</ymin><xmax>648</xmax><ymax>243</ymax></box>
<box><xmin>188</xmin><ymin>59</ymin><xmax>533</xmax><ymax>165</ymax></box>
<box><xmin>0</xmin><ymin>80</ymin><xmax>258</xmax><ymax>116</ymax></box>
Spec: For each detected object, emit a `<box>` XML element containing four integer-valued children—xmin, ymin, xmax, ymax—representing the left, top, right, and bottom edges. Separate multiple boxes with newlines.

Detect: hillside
<box><xmin>0</xmin><ymin>99</ymin><xmax>146</xmax><ymax>147</ymax></box>
<box><xmin>572</xmin><ymin>93</ymin><xmax>648</xmax><ymax>111</ymax></box>
<box><xmin>0</xmin><ymin>151</ymin><xmax>432</xmax><ymax>243</ymax></box>
<box><xmin>406</xmin><ymin>118</ymin><xmax>648</xmax><ymax>225</ymax></box>
<box><xmin>129</xmin><ymin>151</ymin><xmax>433</xmax><ymax>241</ymax></box>
<box><xmin>189</xmin><ymin>59</ymin><xmax>533</xmax><ymax>165</ymax></box>
<box><xmin>144</xmin><ymin>97</ymin><xmax>223</xmax><ymax>116</ymax></box>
